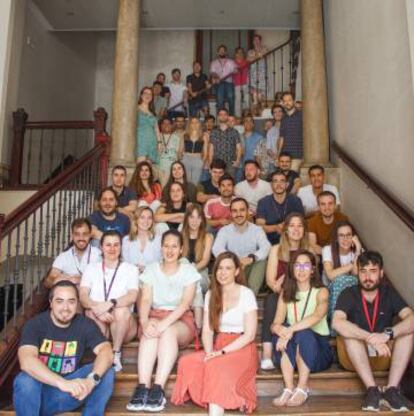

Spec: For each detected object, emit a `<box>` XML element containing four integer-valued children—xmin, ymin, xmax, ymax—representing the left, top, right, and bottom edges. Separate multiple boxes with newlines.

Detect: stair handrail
<box><xmin>332</xmin><ymin>141</ymin><xmax>414</xmax><ymax>233</ymax></box>
<box><xmin>168</xmin><ymin>33</ymin><xmax>295</xmax><ymax>112</ymax></box>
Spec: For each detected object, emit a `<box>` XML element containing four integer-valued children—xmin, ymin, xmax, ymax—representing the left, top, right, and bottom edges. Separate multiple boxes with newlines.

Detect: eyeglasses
<box><xmin>293</xmin><ymin>262</ymin><xmax>312</xmax><ymax>271</ymax></box>
<box><xmin>338</xmin><ymin>233</ymin><xmax>353</xmax><ymax>239</ymax></box>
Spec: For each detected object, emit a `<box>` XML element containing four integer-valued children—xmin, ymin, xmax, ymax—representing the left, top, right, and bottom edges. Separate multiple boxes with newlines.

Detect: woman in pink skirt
<box><xmin>171</xmin><ymin>251</ymin><xmax>258</xmax><ymax>415</ymax></box>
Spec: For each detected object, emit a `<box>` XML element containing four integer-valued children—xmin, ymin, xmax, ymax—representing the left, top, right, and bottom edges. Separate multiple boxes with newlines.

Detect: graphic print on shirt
<box><xmin>39</xmin><ymin>338</ymin><xmax>78</xmax><ymax>375</ymax></box>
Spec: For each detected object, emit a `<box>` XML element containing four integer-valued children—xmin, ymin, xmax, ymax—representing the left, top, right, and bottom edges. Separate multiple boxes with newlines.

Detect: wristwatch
<box><xmin>87</xmin><ymin>372</ymin><xmax>101</xmax><ymax>386</ymax></box>
<box><xmin>110</xmin><ymin>298</ymin><xmax>117</xmax><ymax>308</ymax></box>
<box><xmin>384</xmin><ymin>327</ymin><xmax>394</xmax><ymax>340</ymax></box>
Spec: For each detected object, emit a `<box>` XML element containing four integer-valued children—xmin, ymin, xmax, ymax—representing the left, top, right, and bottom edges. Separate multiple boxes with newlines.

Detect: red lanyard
<box><xmin>102</xmin><ymin>261</ymin><xmax>121</xmax><ymax>301</ymax></box>
<box><xmin>293</xmin><ymin>288</ymin><xmax>312</xmax><ymax>323</ymax></box>
<box><xmin>361</xmin><ymin>291</ymin><xmax>380</xmax><ymax>332</ymax></box>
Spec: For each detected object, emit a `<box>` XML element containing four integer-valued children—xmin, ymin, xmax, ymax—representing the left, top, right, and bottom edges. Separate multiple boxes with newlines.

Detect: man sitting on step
<box><xmin>13</xmin><ymin>280</ymin><xmax>114</xmax><ymax>416</ymax></box>
<box><xmin>110</xmin><ymin>164</ymin><xmax>138</xmax><ymax>216</ymax></box>
<box><xmin>332</xmin><ymin>251</ymin><xmax>414</xmax><ymax>413</ymax></box>
<box><xmin>212</xmin><ymin>197</ymin><xmax>271</xmax><ymax>295</ymax></box>
<box><xmin>44</xmin><ymin>218</ymin><xmax>101</xmax><ymax>289</ymax></box>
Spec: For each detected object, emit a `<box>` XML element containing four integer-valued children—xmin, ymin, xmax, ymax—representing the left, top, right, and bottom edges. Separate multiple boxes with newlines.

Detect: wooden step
<box><xmin>3</xmin><ymin>395</ymin><xmax>413</xmax><ymax>415</ymax></box>
<box><xmin>111</xmin><ymin>364</ymin><xmax>388</xmax><ymax>398</ymax></box>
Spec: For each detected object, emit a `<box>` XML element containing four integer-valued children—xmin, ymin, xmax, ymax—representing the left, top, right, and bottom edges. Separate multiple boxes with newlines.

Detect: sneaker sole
<box><xmin>126</xmin><ymin>403</ymin><xmax>146</xmax><ymax>412</ymax></box>
<box><xmin>381</xmin><ymin>399</ymin><xmax>409</xmax><ymax>413</ymax></box>
<box><xmin>361</xmin><ymin>405</ymin><xmax>380</xmax><ymax>412</ymax></box>
<box><xmin>144</xmin><ymin>397</ymin><xmax>167</xmax><ymax>412</ymax></box>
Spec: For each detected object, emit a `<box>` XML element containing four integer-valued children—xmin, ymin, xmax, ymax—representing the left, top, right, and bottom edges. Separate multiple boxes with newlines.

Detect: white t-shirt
<box><xmin>297</xmin><ymin>184</ymin><xmax>341</xmax><ymax>214</ymax></box>
<box><xmin>167</xmin><ymin>82</ymin><xmax>187</xmax><ymax>111</ymax></box>
<box><xmin>322</xmin><ymin>245</ymin><xmax>356</xmax><ymax>266</ymax></box>
<box><xmin>52</xmin><ymin>245</ymin><xmax>101</xmax><ymax>275</ymax></box>
<box><xmin>204</xmin><ymin>286</ymin><xmax>257</xmax><ymax>333</ymax></box>
<box><xmin>140</xmin><ymin>262</ymin><xmax>201</xmax><ymax>310</ymax></box>
<box><xmin>122</xmin><ymin>235</ymin><xmax>162</xmax><ymax>267</ymax></box>
<box><xmin>235</xmin><ymin>179</ymin><xmax>272</xmax><ymax>213</ymax></box>
<box><xmin>80</xmin><ymin>261</ymin><xmax>139</xmax><ymax>303</ymax></box>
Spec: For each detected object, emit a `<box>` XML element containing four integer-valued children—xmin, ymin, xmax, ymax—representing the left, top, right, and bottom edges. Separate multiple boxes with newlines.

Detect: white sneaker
<box><xmin>113</xmin><ymin>351</ymin><xmax>123</xmax><ymax>372</ymax></box>
<box><xmin>261</xmin><ymin>358</ymin><xmax>275</xmax><ymax>370</ymax></box>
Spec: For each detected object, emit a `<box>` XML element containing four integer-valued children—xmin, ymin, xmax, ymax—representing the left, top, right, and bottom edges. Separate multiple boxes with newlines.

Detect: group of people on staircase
<box><xmin>12</xmin><ymin>89</ymin><xmax>414</xmax><ymax>415</ymax></box>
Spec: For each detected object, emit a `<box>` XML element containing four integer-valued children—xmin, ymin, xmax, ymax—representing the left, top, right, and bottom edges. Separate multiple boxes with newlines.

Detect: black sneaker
<box><xmin>362</xmin><ymin>386</ymin><xmax>381</xmax><ymax>412</ymax></box>
<box><xmin>144</xmin><ymin>384</ymin><xmax>167</xmax><ymax>412</ymax></box>
<box><xmin>382</xmin><ymin>387</ymin><xmax>410</xmax><ymax>412</ymax></box>
<box><xmin>126</xmin><ymin>384</ymin><xmax>149</xmax><ymax>412</ymax></box>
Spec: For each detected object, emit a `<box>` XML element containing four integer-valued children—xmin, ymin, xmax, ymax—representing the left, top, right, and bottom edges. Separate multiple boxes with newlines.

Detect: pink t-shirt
<box><xmin>233</xmin><ymin>59</ymin><xmax>249</xmax><ymax>86</ymax></box>
<box><xmin>204</xmin><ymin>197</ymin><xmax>233</xmax><ymax>229</ymax></box>
<box><xmin>210</xmin><ymin>58</ymin><xmax>237</xmax><ymax>83</ymax></box>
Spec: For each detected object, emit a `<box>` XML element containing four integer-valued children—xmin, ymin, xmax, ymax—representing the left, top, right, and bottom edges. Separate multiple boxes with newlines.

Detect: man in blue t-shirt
<box><xmin>110</xmin><ymin>165</ymin><xmax>137</xmax><ymax>215</ymax></box>
<box><xmin>89</xmin><ymin>187</ymin><xmax>130</xmax><ymax>246</ymax></box>
<box><xmin>256</xmin><ymin>169</ymin><xmax>304</xmax><ymax>245</ymax></box>
<box><xmin>13</xmin><ymin>281</ymin><xmax>114</xmax><ymax>416</ymax></box>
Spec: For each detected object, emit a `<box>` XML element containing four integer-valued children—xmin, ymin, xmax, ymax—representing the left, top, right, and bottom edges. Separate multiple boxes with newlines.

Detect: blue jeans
<box><xmin>189</xmin><ymin>99</ymin><xmax>209</xmax><ymax>117</ymax></box>
<box><xmin>216</xmin><ymin>81</ymin><xmax>235</xmax><ymax>115</ymax></box>
<box><xmin>13</xmin><ymin>363</ymin><xmax>115</xmax><ymax>416</ymax></box>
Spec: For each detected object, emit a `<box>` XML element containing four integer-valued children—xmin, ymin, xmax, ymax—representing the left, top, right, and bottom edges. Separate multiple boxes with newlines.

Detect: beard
<box><xmin>360</xmin><ymin>280</ymin><xmax>381</xmax><ymax>292</ymax></box>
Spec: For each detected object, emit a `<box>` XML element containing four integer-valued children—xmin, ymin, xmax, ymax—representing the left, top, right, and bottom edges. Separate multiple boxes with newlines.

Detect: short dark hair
<box><xmin>317</xmin><ymin>190</ymin><xmax>336</xmax><ymax>203</ymax></box>
<box><xmin>270</xmin><ymin>169</ymin><xmax>287</xmax><ymax>181</ymax></box>
<box><xmin>71</xmin><ymin>218</ymin><xmax>92</xmax><ymax>233</ymax></box>
<box><xmin>206</xmin><ymin>115</ymin><xmax>216</xmax><ymax>122</ymax></box>
<box><xmin>193</xmin><ymin>60</ymin><xmax>201</xmax><ymax>66</ymax></box>
<box><xmin>282</xmin><ymin>91</ymin><xmax>294</xmax><ymax>100</ymax></box>
<box><xmin>174</xmin><ymin>113</ymin><xmax>186</xmax><ymax>120</ymax></box>
<box><xmin>210</xmin><ymin>158</ymin><xmax>226</xmax><ymax>170</ymax></box>
<box><xmin>111</xmin><ymin>165</ymin><xmax>126</xmax><ymax>174</ymax></box>
<box><xmin>172</xmin><ymin>68</ymin><xmax>181</xmax><ymax>75</ymax></box>
<box><xmin>49</xmin><ymin>280</ymin><xmax>79</xmax><ymax>302</ymax></box>
<box><xmin>98</xmin><ymin>187</ymin><xmax>118</xmax><ymax>203</ymax></box>
<box><xmin>271</xmin><ymin>104</ymin><xmax>284</xmax><ymax>113</ymax></box>
<box><xmin>217</xmin><ymin>44</ymin><xmax>227</xmax><ymax>51</ymax></box>
<box><xmin>230</xmin><ymin>197</ymin><xmax>248</xmax><ymax>210</ymax></box>
<box><xmin>278</xmin><ymin>151</ymin><xmax>292</xmax><ymax>159</ymax></box>
<box><xmin>156</xmin><ymin>72</ymin><xmax>166</xmax><ymax>78</ymax></box>
<box><xmin>153</xmin><ymin>81</ymin><xmax>163</xmax><ymax>87</ymax></box>
<box><xmin>217</xmin><ymin>108</ymin><xmax>229</xmax><ymax>115</ymax></box>
<box><xmin>357</xmin><ymin>251</ymin><xmax>384</xmax><ymax>270</ymax></box>
<box><xmin>308</xmin><ymin>164</ymin><xmax>325</xmax><ymax>175</ymax></box>
<box><xmin>219</xmin><ymin>174</ymin><xmax>234</xmax><ymax>187</ymax></box>
<box><xmin>100</xmin><ymin>230</ymin><xmax>122</xmax><ymax>247</ymax></box>
<box><xmin>244</xmin><ymin>159</ymin><xmax>260</xmax><ymax>169</ymax></box>
<box><xmin>161</xmin><ymin>228</ymin><xmax>183</xmax><ymax>247</ymax></box>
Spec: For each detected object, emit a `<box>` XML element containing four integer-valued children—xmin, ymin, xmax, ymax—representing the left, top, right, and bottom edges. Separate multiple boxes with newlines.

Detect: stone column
<box><xmin>111</xmin><ymin>0</ymin><xmax>140</xmax><ymax>166</ymax></box>
<box><xmin>301</xmin><ymin>0</ymin><xmax>330</xmax><ymax>164</ymax></box>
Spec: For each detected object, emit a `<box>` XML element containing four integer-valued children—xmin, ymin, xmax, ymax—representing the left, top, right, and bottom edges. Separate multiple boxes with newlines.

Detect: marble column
<box><xmin>301</xmin><ymin>0</ymin><xmax>330</xmax><ymax>164</ymax></box>
<box><xmin>111</xmin><ymin>0</ymin><xmax>140</xmax><ymax>166</ymax></box>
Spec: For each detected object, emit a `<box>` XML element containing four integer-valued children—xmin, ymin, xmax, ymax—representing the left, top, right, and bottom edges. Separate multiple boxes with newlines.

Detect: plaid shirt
<box><xmin>280</xmin><ymin>110</ymin><xmax>303</xmax><ymax>158</ymax></box>
<box><xmin>209</xmin><ymin>127</ymin><xmax>240</xmax><ymax>165</ymax></box>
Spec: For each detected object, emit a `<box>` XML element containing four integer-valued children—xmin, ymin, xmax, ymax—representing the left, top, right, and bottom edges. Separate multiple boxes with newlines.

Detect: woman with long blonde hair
<box><xmin>172</xmin><ymin>251</ymin><xmax>258</xmax><ymax>415</ymax></box>
<box><xmin>181</xmin><ymin>117</ymin><xmax>208</xmax><ymax>184</ymax></box>
<box><xmin>261</xmin><ymin>213</ymin><xmax>313</xmax><ymax>370</ymax></box>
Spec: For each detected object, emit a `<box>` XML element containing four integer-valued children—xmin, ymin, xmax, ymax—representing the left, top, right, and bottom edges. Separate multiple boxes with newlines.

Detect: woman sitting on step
<box><xmin>322</xmin><ymin>220</ymin><xmax>362</xmax><ymax>321</ymax></box>
<box><xmin>261</xmin><ymin>213</ymin><xmax>313</xmax><ymax>370</ymax></box>
<box><xmin>126</xmin><ymin>229</ymin><xmax>201</xmax><ymax>413</ymax></box>
<box><xmin>271</xmin><ymin>249</ymin><xmax>333</xmax><ymax>407</ymax></box>
<box><xmin>171</xmin><ymin>251</ymin><xmax>258</xmax><ymax>415</ymax></box>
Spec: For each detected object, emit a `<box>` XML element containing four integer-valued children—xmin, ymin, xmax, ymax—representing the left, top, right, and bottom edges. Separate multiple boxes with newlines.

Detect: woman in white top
<box><xmin>322</xmin><ymin>220</ymin><xmax>362</xmax><ymax>319</ymax></box>
<box><xmin>172</xmin><ymin>251</ymin><xmax>258</xmax><ymax>415</ymax></box>
<box><xmin>80</xmin><ymin>230</ymin><xmax>139</xmax><ymax>372</ymax></box>
<box><xmin>122</xmin><ymin>206</ymin><xmax>162</xmax><ymax>273</ymax></box>
<box><xmin>127</xmin><ymin>229</ymin><xmax>200</xmax><ymax>413</ymax></box>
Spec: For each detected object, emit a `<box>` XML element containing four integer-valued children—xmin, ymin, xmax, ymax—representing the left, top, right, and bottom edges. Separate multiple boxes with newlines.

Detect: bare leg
<box><xmin>110</xmin><ymin>307</ymin><xmax>137</xmax><ymax>351</ymax></box>
<box><xmin>138</xmin><ymin>319</ymin><xmax>160</xmax><ymax>387</ymax></box>
<box><xmin>280</xmin><ymin>351</ymin><xmax>295</xmax><ymax>390</ymax></box>
<box><xmin>296</xmin><ymin>347</ymin><xmax>310</xmax><ymax>390</ymax></box>
<box><xmin>387</xmin><ymin>333</ymin><xmax>414</xmax><ymax>387</ymax></box>
<box><xmin>343</xmin><ymin>338</ymin><xmax>376</xmax><ymax>388</ymax></box>
<box><xmin>262</xmin><ymin>342</ymin><xmax>273</xmax><ymax>360</ymax></box>
<box><xmin>154</xmin><ymin>321</ymin><xmax>193</xmax><ymax>388</ymax></box>
<box><xmin>209</xmin><ymin>403</ymin><xmax>225</xmax><ymax>416</ymax></box>
<box><xmin>85</xmin><ymin>310</ymin><xmax>109</xmax><ymax>338</ymax></box>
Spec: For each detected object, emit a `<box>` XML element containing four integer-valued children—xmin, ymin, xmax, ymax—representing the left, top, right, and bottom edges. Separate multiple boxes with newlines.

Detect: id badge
<box><xmin>367</xmin><ymin>344</ymin><xmax>377</xmax><ymax>357</ymax></box>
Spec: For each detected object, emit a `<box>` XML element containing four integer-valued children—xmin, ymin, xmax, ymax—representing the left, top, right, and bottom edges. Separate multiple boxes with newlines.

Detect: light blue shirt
<box><xmin>243</xmin><ymin>131</ymin><xmax>264</xmax><ymax>163</ymax></box>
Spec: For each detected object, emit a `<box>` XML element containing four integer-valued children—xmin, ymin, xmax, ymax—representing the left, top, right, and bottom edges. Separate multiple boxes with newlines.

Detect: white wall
<box><xmin>324</xmin><ymin>0</ymin><xmax>414</xmax><ymax>305</ymax></box>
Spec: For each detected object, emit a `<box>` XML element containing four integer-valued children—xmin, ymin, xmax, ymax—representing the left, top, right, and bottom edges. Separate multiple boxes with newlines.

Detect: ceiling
<box><xmin>31</xmin><ymin>0</ymin><xmax>300</xmax><ymax>31</ymax></box>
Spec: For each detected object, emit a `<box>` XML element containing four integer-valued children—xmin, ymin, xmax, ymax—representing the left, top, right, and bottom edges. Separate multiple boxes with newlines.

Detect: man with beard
<box><xmin>308</xmin><ymin>191</ymin><xmax>348</xmax><ymax>254</ymax></box>
<box><xmin>213</xmin><ymin>198</ymin><xmax>270</xmax><ymax>294</ymax></box>
<box><xmin>45</xmin><ymin>218</ymin><xmax>101</xmax><ymax>289</ymax></box>
<box><xmin>333</xmin><ymin>251</ymin><xmax>414</xmax><ymax>413</ymax></box>
<box><xmin>235</xmin><ymin>160</ymin><xmax>271</xmax><ymax>216</ymax></box>
<box><xmin>89</xmin><ymin>187</ymin><xmax>130</xmax><ymax>246</ymax></box>
<box><xmin>277</xmin><ymin>151</ymin><xmax>301</xmax><ymax>194</ymax></box>
<box><xmin>278</xmin><ymin>92</ymin><xmax>303</xmax><ymax>171</ymax></box>
<box><xmin>256</xmin><ymin>170</ymin><xmax>304</xmax><ymax>245</ymax></box>
<box><xmin>13</xmin><ymin>280</ymin><xmax>114</xmax><ymax>416</ymax></box>
<box><xmin>110</xmin><ymin>165</ymin><xmax>137</xmax><ymax>216</ymax></box>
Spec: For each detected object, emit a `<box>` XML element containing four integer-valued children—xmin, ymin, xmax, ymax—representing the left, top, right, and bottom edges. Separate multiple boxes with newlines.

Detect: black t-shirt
<box><xmin>112</xmin><ymin>186</ymin><xmax>137</xmax><ymax>208</ymax></box>
<box><xmin>161</xmin><ymin>86</ymin><xmax>170</xmax><ymax>97</ymax></box>
<box><xmin>19</xmin><ymin>311</ymin><xmax>106</xmax><ymax>375</ymax></box>
<box><xmin>199</xmin><ymin>180</ymin><xmax>220</xmax><ymax>196</ymax></box>
<box><xmin>335</xmin><ymin>284</ymin><xmax>408</xmax><ymax>332</ymax></box>
<box><xmin>284</xmin><ymin>170</ymin><xmax>300</xmax><ymax>193</ymax></box>
<box><xmin>186</xmin><ymin>73</ymin><xmax>208</xmax><ymax>101</ymax></box>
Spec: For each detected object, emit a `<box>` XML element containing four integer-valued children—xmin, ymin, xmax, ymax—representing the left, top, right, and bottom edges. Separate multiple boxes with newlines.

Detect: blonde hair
<box><xmin>129</xmin><ymin>206</ymin><xmax>156</xmax><ymax>241</ymax></box>
<box><xmin>182</xmin><ymin>203</ymin><xmax>207</xmax><ymax>263</ymax></box>
<box><xmin>278</xmin><ymin>213</ymin><xmax>310</xmax><ymax>262</ymax></box>
<box><xmin>185</xmin><ymin>117</ymin><xmax>204</xmax><ymax>142</ymax></box>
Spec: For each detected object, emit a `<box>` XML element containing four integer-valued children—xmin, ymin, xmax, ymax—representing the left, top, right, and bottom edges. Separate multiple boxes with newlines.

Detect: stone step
<box><xmin>5</xmin><ymin>395</ymin><xmax>413</xmax><ymax>415</ymax></box>
<box><xmin>111</xmin><ymin>364</ymin><xmax>388</xmax><ymax>398</ymax></box>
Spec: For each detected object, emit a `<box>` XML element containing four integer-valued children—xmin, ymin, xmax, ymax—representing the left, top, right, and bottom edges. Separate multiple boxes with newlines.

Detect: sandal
<box><xmin>287</xmin><ymin>387</ymin><xmax>309</xmax><ymax>407</ymax></box>
<box><xmin>272</xmin><ymin>388</ymin><xmax>293</xmax><ymax>407</ymax></box>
